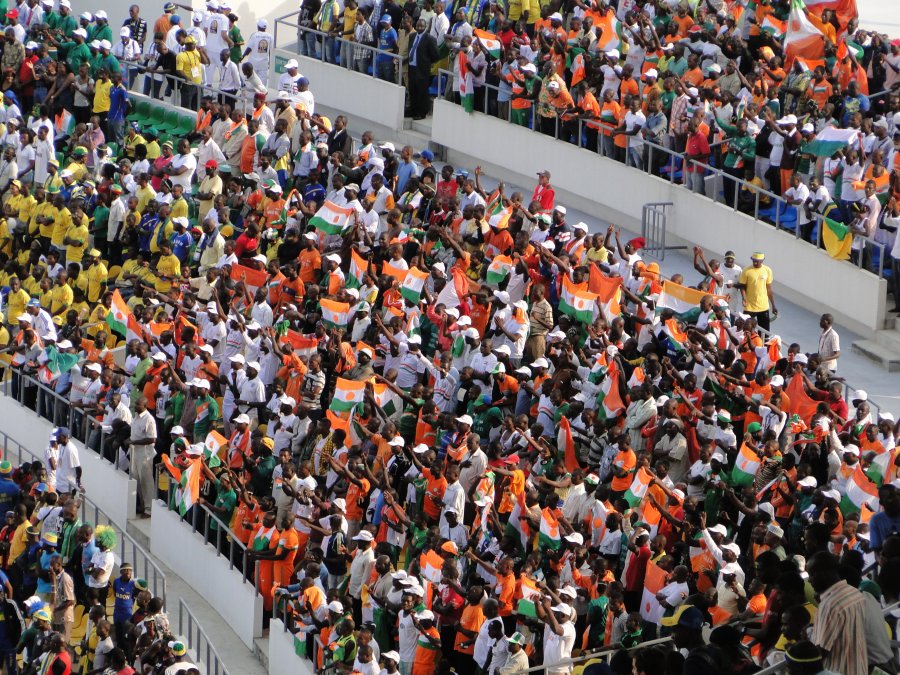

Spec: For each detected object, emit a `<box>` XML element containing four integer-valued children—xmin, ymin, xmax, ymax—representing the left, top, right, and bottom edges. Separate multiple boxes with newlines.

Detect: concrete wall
<box><xmin>268</xmin><ymin>619</ymin><xmax>316</xmax><ymax>675</ymax></box>
<box><xmin>273</xmin><ymin>49</ymin><xmax>406</xmax><ymax>132</ymax></box>
<box><xmin>431</xmin><ymin>99</ymin><xmax>889</xmax><ymax>334</ymax></box>
<box><xmin>150</xmin><ymin>505</ymin><xmax>263</xmax><ymax>650</ymax></box>
<box><xmin>0</xmin><ymin>393</ymin><xmax>137</xmax><ymax>527</ymax></box>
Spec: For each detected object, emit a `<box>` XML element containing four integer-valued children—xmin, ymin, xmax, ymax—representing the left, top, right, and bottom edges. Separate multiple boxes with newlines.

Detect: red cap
<box><xmin>503</xmin><ymin>454</ymin><xmax>521</xmax><ymax>465</ymax></box>
<box><xmin>205</xmin><ymin>159</ymin><xmax>218</xmax><ymax>169</ymax></box>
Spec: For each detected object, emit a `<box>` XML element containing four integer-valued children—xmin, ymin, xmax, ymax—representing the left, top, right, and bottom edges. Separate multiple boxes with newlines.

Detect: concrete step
<box><xmin>411</xmin><ymin>118</ymin><xmax>433</xmax><ymax>136</ymax></box>
<box><xmin>875</xmin><ymin>329</ymin><xmax>900</xmax><ymax>353</ymax></box>
<box><xmin>851</xmin><ymin>339</ymin><xmax>900</xmax><ymax>372</ymax></box>
<box><xmin>253</xmin><ymin>637</ymin><xmax>270</xmax><ymax>671</ymax></box>
<box><xmin>126</xmin><ymin>517</ymin><xmax>151</xmax><ymax>550</ymax></box>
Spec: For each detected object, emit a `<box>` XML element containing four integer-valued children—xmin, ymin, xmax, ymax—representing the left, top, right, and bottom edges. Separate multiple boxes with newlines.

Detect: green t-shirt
<box><xmin>88</xmin><ymin>23</ymin><xmax>113</xmax><ymax>44</ymax></box>
<box><xmin>228</xmin><ymin>26</ymin><xmax>244</xmax><ymax>63</ymax></box>
<box><xmin>91</xmin><ymin>204</ymin><xmax>109</xmax><ymax>240</ymax></box>
<box><xmin>210</xmin><ymin>480</ymin><xmax>237</xmax><ymax>531</ymax></box>
<box><xmin>469</xmin><ymin>403</ymin><xmax>503</xmax><ymax>438</ymax></box>
<box><xmin>62</xmin><ymin>42</ymin><xmax>91</xmax><ymax>73</ymax></box>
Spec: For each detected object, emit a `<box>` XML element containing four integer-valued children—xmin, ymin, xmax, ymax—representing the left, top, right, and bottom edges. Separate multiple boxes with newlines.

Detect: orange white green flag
<box><xmin>310</xmin><ymin>200</ymin><xmax>355</xmax><ymax>235</ymax></box>
<box><xmin>329</xmin><ymin>378</ymin><xmax>366</xmax><ymax>414</ymax></box>
<box><xmin>400</xmin><ymin>267</ymin><xmax>429</xmax><ymax>304</ymax></box>
<box><xmin>320</xmin><ymin>299</ymin><xmax>350</xmax><ymax>329</ymax></box>
<box><xmin>784</xmin><ymin>0</ymin><xmax>826</xmax><ymax>68</ymax></box>
<box><xmin>731</xmin><ymin>443</ymin><xmax>761</xmax><ymax>487</ymax></box>
<box><xmin>486</xmin><ymin>255</ymin><xmax>514</xmax><ymax>285</ymax></box>
<box><xmin>473</xmin><ymin>29</ymin><xmax>501</xmax><ymax>59</ymax></box>
<box><xmin>841</xmin><ymin>465</ymin><xmax>879</xmax><ymax>515</ymax></box>
<box><xmin>538</xmin><ymin>507</ymin><xmax>561</xmax><ymax>550</ymax></box>
<box><xmin>348</xmin><ymin>249</ymin><xmax>368</xmax><ymax>289</ymax></box>
<box><xmin>106</xmin><ymin>289</ymin><xmax>144</xmax><ymax>343</ymax></box>
<box><xmin>624</xmin><ymin>467</ymin><xmax>653</xmax><ymax>508</ymax></box>
<box><xmin>560</xmin><ymin>275</ymin><xmax>597</xmax><ymax>324</ymax></box>
<box><xmin>640</xmin><ymin>561</ymin><xmax>667</xmax><ymax>624</ymax></box>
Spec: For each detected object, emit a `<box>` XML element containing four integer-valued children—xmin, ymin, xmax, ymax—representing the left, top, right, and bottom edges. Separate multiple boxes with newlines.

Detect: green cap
<box><xmin>134</xmin><ymin>578</ymin><xmax>149</xmax><ymax>591</ymax></box>
<box><xmin>747</xmin><ymin>422</ymin><xmax>762</xmax><ymax>434</ymax></box>
<box><xmin>72</xmin><ymin>146</ymin><xmax>87</xmax><ymax>157</ymax></box>
<box><xmin>0</xmin><ymin>461</ymin><xmax>11</xmax><ymax>475</ymax></box>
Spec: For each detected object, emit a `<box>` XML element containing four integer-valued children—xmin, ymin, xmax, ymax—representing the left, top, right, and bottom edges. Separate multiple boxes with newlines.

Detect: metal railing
<box><xmin>515</xmin><ymin>635</ymin><xmax>674</xmax><ymax>674</ymax></box>
<box><xmin>178</xmin><ymin>598</ymin><xmax>230</xmax><ymax>675</ymax></box>
<box><xmin>274</xmin><ymin>11</ymin><xmax>406</xmax><ymax>86</ymax></box>
<box><xmin>436</xmin><ymin>68</ymin><xmax>889</xmax><ymax>280</ymax></box>
<box><xmin>164</xmin><ymin>476</ymin><xmax>260</xmax><ymax>589</ymax></box>
<box><xmin>0</xmin><ymin>427</ymin><xmax>167</xmax><ymax>602</ymax></box>
<box><xmin>125</xmin><ymin>61</ymin><xmax>261</xmax><ymax>115</ymax></box>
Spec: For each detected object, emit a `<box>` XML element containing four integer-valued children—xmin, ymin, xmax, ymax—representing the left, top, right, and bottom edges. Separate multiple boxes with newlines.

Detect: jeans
<box><xmin>323</xmin><ymin>36</ymin><xmax>339</xmax><ymax>64</ymax></box>
<box><xmin>341</xmin><ymin>39</ymin><xmax>354</xmax><ymax>69</ymax></box>
<box><xmin>376</xmin><ymin>59</ymin><xmax>395</xmax><ymax>82</ymax></box>
<box><xmin>301</xmin><ymin>30</ymin><xmax>318</xmax><ymax>58</ymax></box>
<box><xmin>108</xmin><ymin>118</ymin><xmax>125</xmax><ymax>147</ymax></box>
<box><xmin>686</xmin><ymin>170</ymin><xmax>705</xmax><ymax>194</ymax></box>
<box><xmin>627</xmin><ymin>144</ymin><xmax>644</xmax><ymax>170</ymax></box>
<box><xmin>601</xmin><ymin>134</ymin><xmax>615</xmax><ymax>158</ymax></box>
<box><xmin>143</xmin><ymin>76</ymin><xmax>163</xmax><ymax>99</ymax></box>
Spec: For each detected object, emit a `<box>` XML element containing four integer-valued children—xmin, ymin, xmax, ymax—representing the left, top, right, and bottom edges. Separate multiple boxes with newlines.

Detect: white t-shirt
<box><xmin>56</xmin><ymin>442</ymin><xmax>81</xmax><ymax>492</ymax></box>
<box><xmin>169</xmin><ymin>152</ymin><xmax>197</xmax><ymax>191</ymax></box>
<box><xmin>88</xmin><ymin>549</ymin><xmax>115</xmax><ymax>588</ymax></box>
<box><xmin>544</xmin><ymin>620</ymin><xmax>576</xmax><ymax>675</ymax></box>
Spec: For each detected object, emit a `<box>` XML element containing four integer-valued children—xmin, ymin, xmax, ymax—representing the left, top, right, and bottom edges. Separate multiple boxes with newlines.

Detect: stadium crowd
<box><xmin>0</xmin><ymin>0</ymin><xmax>897</xmax><ymax>675</ymax></box>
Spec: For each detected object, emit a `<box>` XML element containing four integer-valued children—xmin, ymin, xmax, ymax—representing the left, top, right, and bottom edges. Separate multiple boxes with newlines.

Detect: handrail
<box><xmin>0</xmin><ymin>427</ymin><xmax>167</xmax><ymax>603</ymax></box>
<box><xmin>435</xmin><ymin>68</ymin><xmax>889</xmax><ymax>281</ymax></box>
<box><xmin>514</xmin><ymin>635</ymin><xmax>674</xmax><ymax>674</ymax></box>
<box><xmin>178</xmin><ymin>598</ymin><xmax>230</xmax><ymax>675</ymax></box>
<box><xmin>273</xmin><ymin>11</ymin><xmax>406</xmax><ymax>86</ymax></box>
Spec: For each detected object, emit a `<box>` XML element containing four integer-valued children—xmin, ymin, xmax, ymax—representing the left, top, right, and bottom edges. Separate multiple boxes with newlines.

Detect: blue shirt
<box><xmin>869</xmin><ymin>510</ymin><xmax>900</xmax><ymax>551</ymax></box>
<box><xmin>303</xmin><ymin>182</ymin><xmax>325</xmax><ymax>207</ymax></box>
<box><xmin>395</xmin><ymin>160</ymin><xmax>415</xmax><ymax>196</ymax></box>
<box><xmin>108</xmin><ymin>85</ymin><xmax>128</xmax><ymax>122</ymax></box>
<box><xmin>0</xmin><ymin>478</ymin><xmax>19</xmax><ymax>514</ymax></box>
<box><xmin>112</xmin><ymin>577</ymin><xmax>136</xmax><ymax>622</ymax></box>
<box><xmin>138</xmin><ymin>214</ymin><xmax>158</xmax><ymax>252</ymax></box>
<box><xmin>81</xmin><ymin>539</ymin><xmax>98</xmax><ymax>584</ymax></box>
<box><xmin>37</xmin><ymin>550</ymin><xmax>54</xmax><ymax>594</ymax></box>
<box><xmin>377</xmin><ymin>28</ymin><xmax>398</xmax><ymax>64</ymax></box>
<box><xmin>170</xmin><ymin>230</ymin><xmax>193</xmax><ymax>262</ymax></box>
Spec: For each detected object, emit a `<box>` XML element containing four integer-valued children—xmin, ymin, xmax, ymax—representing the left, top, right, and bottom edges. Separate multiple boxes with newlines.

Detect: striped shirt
<box><xmin>810</xmin><ymin>580</ymin><xmax>868</xmax><ymax>675</ymax></box>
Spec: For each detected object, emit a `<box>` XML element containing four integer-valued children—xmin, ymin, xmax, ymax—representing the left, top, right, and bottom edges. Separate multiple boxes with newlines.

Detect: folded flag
<box><xmin>597</xmin><ymin>362</ymin><xmax>625</xmax><ymax>421</ymax></box>
<box><xmin>37</xmin><ymin>345</ymin><xmax>81</xmax><ymax>384</ymax></box>
<box><xmin>731</xmin><ymin>443</ymin><xmax>761</xmax><ymax>487</ymax></box>
<box><xmin>486</xmin><ymin>255</ymin><xmax>514</xmax><ymax>285</ymax></box>
<box><xmin>310</xmin><ymin>200</ymin><xmax>355</xmax><ymax>235</ymax></box>
<box><xmin>822</xmin><ymin>217</ymin><xmax>852</xmax><ymax>260</ymax></box>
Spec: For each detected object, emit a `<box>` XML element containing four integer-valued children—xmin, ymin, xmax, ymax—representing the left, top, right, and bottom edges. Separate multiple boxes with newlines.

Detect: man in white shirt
<box><xmin>130</xmin><ymin>396</ymin><xmax>157</xmax><ymax>517</ymax></box>
<box><xmin>816</xmin><ymin>313</ymin><xmax>840</xmax><ymax>373</ymax></box>
<box><xmin>348</xmin><ymin>530</ymin><xmax>376</xmax><ymax>618</ymax></box>
<box><xmin>167</xmin><ymin>139</ymin><xmax>197</xmax><ymax>191</ymax></box>
<box><xmin>783</xmin><ymin>173</ymin><xmax>811</xmax><ymax>240</ymax></box>
<box><xmin>53</xmin><ymin>427</ymin><xmax>81</xmax><ymax>493</ymax></box>
<box><xmin>243</xmin><ymin>19</ymin><xmax>273</xmax><ymax>85</ymax></box>
<box><xmin>541</xmin><ymin>601</ymin><xmax>576</xmax><ymax>675</ymax></box>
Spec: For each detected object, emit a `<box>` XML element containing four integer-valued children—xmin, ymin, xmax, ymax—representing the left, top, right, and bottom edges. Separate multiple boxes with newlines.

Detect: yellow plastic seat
<box><xmin>107</xmin><ymin>265</ymin><xmax>122</xmax><ymax>281</ymax></box>
<box><xmin>220</xmin><ymin>225</ymin><xmax>234</xmax><ymax>238</ymax></box>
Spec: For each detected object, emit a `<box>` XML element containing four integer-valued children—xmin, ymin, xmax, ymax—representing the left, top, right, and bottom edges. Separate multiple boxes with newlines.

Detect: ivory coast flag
<box><xmin>419</xmin><ymin>549</ymin><xmax>444</xmax><ymax>584</ymax></box>
<box><xmin>640</xmin><ymin>561</ymin><xmax>667</xmax><ymax>624</ymax></box>
<box><xmin>473</xmin><ymin>28</ymin><xmax>501</xmax><ymax>60</ymax></box>
<box><xmin>594</xmin><ymin>11</ymin><xmax>622</xmax><ymax>52</ymax></box>
<box><xmin>177</xmin><ymin>458</ymin><xmax>202</xmax><ymax>517</ymax></box>
<box><xmin>282</xmin><ymin>331</ymin><xmax>319</xmax><ymax>358</ymax></box>
<box><xmin>731</xmin><ymin>443</ymin><xmax>761</xmax><ymax>487</ymax></box>
<box><xmin>597</xmin><ymin>363</ymin><xmax>625</xmax><ymax>421</ymax></box>
<box><xmin>382</xmin><ymin>260</ymin><xmax>408</xmax><ymax>282</ymax></box>
<box><xmin>348</xmin><ymin>249</ymin><xmax>367</xmax><ymax>289</ymax></box>
<box><xmin>459</xmin><ymin>48</ymin><xmax>473</xmax><ymax>113</ymax></box>
<box><xmin>866</xmin><ymin>449</ymin><xmax>894</xmax><ymax>487</ymax></box>
<box><xmin>330</xmin><ymin>377</ymin><xmax>366</xmax><ymax>414</ymax></box>
<box><xmin>784</xmin><ymin>0</ymin><xmax>826</xmax><ymax>68</ymax></box>
<box><xmin>657</xmin><ymin>280</ymin><xmax>724</xmax><ymax>323</ymax></box>
<box><xmin>822</xmin><ymin>217</ymin><xmax>852</xmax><ymax>260</ymax></box>
<box><xmin>310</xmin><ymin>200</ymin><xmax>355</xmax><ymax>235</ymax></box>
<box><xmin>627</xmin><ymin>367</ymin><xmax>646</xmax><ymax>389</ymax></box>
<box><xmin>804</xmin><ymin>126</ymin><xmax>858</xmax><ymax>157</ymax></box>
<box><xmin>624</xmin><ymin>467</ymin><xmax>653</xmax><ymax>508</ymax></box>
<box><xmin>320</xmin><ymin>298</ymin><xmax>351</xmax><ymax>329</ymax></box>
<box><xmin>516</xmin><ymin>576</ymin><xmax>541</xmax><ymax>618</ymax></box>
<box><xmin>371</xmin><ymin>381</ymin><xmax>401</xmax><ymax>416</ymax></box>
<box><xmin>559</xmin><ymin>275</ymin><xmax>597</xmax><ymax>324</ymax></box>
<box><xmin>760</xmin><ymin>15</ymin><xmax>786</xmax><ymax>37</ymax></box>
<box><xmin>841</xmin><ymin>465</ymin><xmax>880</xmax><ymax>515</ymax></box>
<box><xmin>436</xmin><ymin>266</ymin><xmax>470</xmax><ymax>308</ymax></box>
<box><xmin>557</xmin><ymin>416</ymin><xmax>580</xmax><ymax>473</ymax></box>
<box><xmin>204</xmin><ymin>431</ymin><xmax>227</xmax><ymax>467</ymax></box>
<box><xmin>106</xmin><ymin>289</ymin><xmax>144</xmax><ymax>342</ymax></box>
<box><xmin>538</xmin><ymin>507</ymin><xmax>561</xmax><ymax>551</ymax></box>
<box><xmin>400</xmin><ymin>267</ymin><xmax>428</xmax><ymax>304</ymax></box>
<box><xmin>486</xmin><ymin>255</ymin><xmax>514</xmax><ymax>285</ymax></box>
<box><xmin>663</xmin><ymin>318</ymin><xmax>689</xmax><ymax>352</ymax></box>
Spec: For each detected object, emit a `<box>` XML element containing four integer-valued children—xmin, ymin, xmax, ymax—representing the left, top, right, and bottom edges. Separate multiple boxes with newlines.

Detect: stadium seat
<box><xmin>129</xmin><ymin>99</ymin><xmax>150</xmax><ymax>123</ymax></box>
<box><xmin>108</xmin><ymin>265</ymin><xmax>121</xmax><ymax>281</ymax></box>
<box><xmin>155</xmin><ymin>110</ymin><xmax>180</xmax><ymax>134</ymax></box>
<box><xmin>220</xmin><ymin>224</ymin><xmax>233</xmax><ymax>237</ymax></box>
<box><xmin>176</xmin><ymin>113</ymin><xmax>195</xmax><ymax>137</ymax></box>
<box><xmin>777</xmin><ymin>204</ymin><xmax>798</xmax><ymax>230</ymax></box>
<box><xmin>106</xmin><ymin>142</ymin><xmax>119</xmax><ymax>158</ymax></box>
<box><xmin>146</xmin><ymin>105</ymin><xmax>166</xmax><ymax>131</ymax></box>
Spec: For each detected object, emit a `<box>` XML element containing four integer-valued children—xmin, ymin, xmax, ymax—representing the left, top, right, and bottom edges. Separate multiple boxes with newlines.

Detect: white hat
<box><xmin>388</xmin><ymin>437</ymin><xmax>406</xmax><ymax>447</ymax></box>
<box><xmin>549</xmin><ymin>11</ymin><xmax>563</xmax><ymax>21</ymax></box>
<box><xmin>708</xmin><ymin>524</ymin><xmax>727</xmax><ymax>536</ymax></box>
<box><xmin>85</xmin><ymin>362</ymin><xmax>102</xmax><ymax>373</ymax></box>
<box><xmin>606</xmin><ymin>49</ymin><xmax>620</xmax><ymax>59</ymax></box>
<box><xmin>521</xmin><ymin>63</ymin><xmax>537</xmax><ymax>74</ymax></box>
<box><xmin>391</xmin><ymin>570</ymin><xmax>408</xmax><ymax>580</ymax></box>
<box><xmin>246</xmin><ymin>361</ymin><xmax>261</xmax><ymax>372</ymax></box>
<box><xmin>380</xmin><ymin>142</ymin><xmax>395</xmax><ymax>152</ymax></box>
<box><xmin>229</xmin><ymin>354</ymin><xmax>246</xmax><ymax>364</ymax></box>
<box><xmin>879</xmin><ymin>412</ymin><xmax>896</xmax><ymax>423</ymax></box>
<box><xmin>758</xmin><ymin>502</ymin><xmax>776</xmax><ymax>521</ymax></box>
<box><xmin>843</xmin><ymin>444</ymin><xmax>860</xmax><ymax>457</ymax></box>
<box><xmin>716</xmin><ymin>410</ymin><xmax>731</xmax><ymax>423</ymax></box>
<box><xmin>532</xmin><ymin>357</ymin><xmax>549</xmax><ymax>369</ymax></box>
<box><xmin>711</xmin><ymin>451</ymin><xmax>727</xmax><ymax>464</ymax></box>
<box><xmin>234</xmin><ymin>413</ymin><xmax>251</xmax><ymax>425</ymax></box>
<box><xmin>253</xmin><ymin>254</ymin><xmax>267</xmax><ymax>263</ymax></box>
<box><xmin>353</xmin><ymin>530</ymin><xmax>374</xmax><ymax>541</ymax></box>
<box><xmin>547</xmin><ymin>80</ymin><xmax>560</xmax><ymax>91</ymax></box>
<box><xmin>851</xmin><ymin>389</ymin><xmax>868</xmax><ymax>401</ymax></box>
<box><xmin>171</xmin><ymin>425</ymin><xmax>185</xmax><ymax>436</ymax></box>
<box><xmin>722</xmin><ymin>542</ymin><xmax>741</xmax><ymax>555</ymax></box>
<box><xmin>672</xmin><ymin>489</ymin><xmax>686</xmax><ymax>501</ymax></box>
<box><xmin>687</xmin><ymin>87</ymin><xmax>699</xmax><ymax>97</ymax></box>
<box><xmin>492</xmin><ymin>290</ymin><xmax>510</xmax><ymax>304</ymax></box>
<box><xmin>199</xmin><ymin>344</ymin><xmax>214</xmax><ymax>355</ymax></box>
<box><xmin>513</xmin><ymin>300</ymin><xmax>529</xmax><ymax>311</ymax></box>
<box><xmin>572</xmin><ymin>221</ymin><xmax>588</xmax><ymax>232</ymax></box>
<box><xmin>207</xmin><ymin>301</ymin><xmax>219</xmax><ymax>313</ymax></box>
<box><xmin>100</xmin><ymin>38</ymin><xmax>112</xmax><ymax>49</ymax></box>
<box><xmin>196</xmin><ymin>379</ymin><xmax>211</xmax><ymax>390</ymax></box>
<box><xmin>73</xmin><ymin>28</ymin><xmax>87</xmax><ymax>38</ymax></box>
<box><xmin>456</xmin><ymin>414</ymin><xmax>474</xmax><ymax>426</ymax></box>
<box><xmin>120</xmin><ymin>27</ymin><xmax>132</xmax><ymax>36</ymax></box>
<box><xmin>332</xmin><ymin>498</ymin><xmax>347</xmax><ymax>511</ymax></box>
<box><xmin>303</xmin><ymin>232</ymin><xmax>318</xmax><ymax>240</ymax></box>
<box><xmin>408</xmin><ymin>335</ymin><xmax>422</xmax><ymax>345</ymax></box>
<box><xmin>185</xmin><ymin>443</ymin><xmax>204</xmax><ymax>456</ymax></box>
<box><xmin>770</xmin><ymin>375</ymin><xmax>784</xmax><ymax>387</ymax></box>
<box><xmin>327</xmin><ymin>601</ymin><xmax>344</xmax><ymax>613</ymax></box>
<box><xmin>326</xmin><ymin>253</ymin><xmax>342</xmax><ymax>263</ymax></box>
<box><xmin>413</xmin><ymin>444</ymin><xmax>430</xmax><ymax>454</ymax></box>
<box><xmin>284</xmin><ymin>59</ymin><xmax>299</xmax><ymax>69</ymax></box>
<box><xmin>444</xmin><ymin>307</ymin><xmax>459</xmax><ymax>319</ymax></box>
<box><xmin>776</xmin><ymin>114</ymin><xmax>798</xmax><ymax>126</ymax></box>
<box><xmin>382</xmin><ymin>650</ymin><xmax>400</xmax><ymax>663</ymax></box>
<box><xmin>554</xmin><ymin>205</ymin><xmax>567</xmax><ymax>214</ymax></box>
<box><xmin>493</xmin><ymin>345</ymin><xmax>511</xmax><ymax>357</ymax></box>
<box><xmin>563</xmin><ymin>533</ymin><xmax>584</xmax><ymax>545</ymax></box>
<box><xmin>150</xmin><ymin>352</ymin><xmax>167</xmax><ymax>361</ymax></box>
<box><xmin>767</xmin><ymin>523</ymin><xmax>785</xmax><ymax>538</ymax></box>
<box><xmin>432</xmin><ymin>262</ymin><xmax>446</xmax><ymax>274</ymax></box>
<box><xmin>16</xmin><ymin>314</ymin><xmax>31</xmax><ymax>324</ymax></box>
<box><xmin>541</xmin><ymin>240</ymin><xmax>555</xmax><ymax>251</ymax></box>
<box><xmin>515</xmin><ymin>366</ymin><xmax>532</xmax><ymax>377</ymax></box>
<box><xmin>707</xmin><ymin>63</ymin><xmax>722</xmax><ymax>73</ymax></box>
<box><xmin>801</xmin><ymin>123</ymin><xmax>815</xmax><ymax>133</ymax></box>
<box><xmin>644</xmin><ymin>68</ymin><xmax>659</xmax><ymax>79</ymax></box>
<box><xmin>551</xmin><ymin>603</ymin><xmax>570</xmax><ymax>614</ymax></box>
<box><xmin>94</xmin><ymin>10</ymin><xmax>107</xmax><ymax>19</ymax></box>
<box><xmin>797</xmin><ymin>476</ymin><xmax>817</xmax><ymax>488</ymax></box>
<box><xmin>57</xmin><ymin>340</ymin><xmax>73</xmax><ymax>349</ymax></box>
<box><xmin>416</xmin><ymin>610</ymin><xmax>435</xmax><ymax>621</ymax></box>
<box><xmin>793</xmin><ymin>353</ymin><xmax>809</xmax><ymax>364</ymax></box>
<box><xmin>257</xmin><ymin>18</ymin><xmax>268</xmax><ymax>28</ymax></box>
<box><xmin>405</xmin><ymin>583</ymin><xmax>425</xmax><ymax>596</ymax></box>
<box><xmin>559</xmin><ymin>585</ymin><xmax>578</xmax><ymax>598</ymax></box>
<box><xmin>822</xmin><ymin>489</ymin><xmax>841</xmax><ymax>502</ymax></box>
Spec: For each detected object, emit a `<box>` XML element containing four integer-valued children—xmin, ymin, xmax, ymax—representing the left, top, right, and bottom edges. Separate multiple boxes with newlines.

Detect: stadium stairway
<box><xmin>852</xmin><ymin>317</ymin><xmax>900</xmax><ymax>372</ymax></box>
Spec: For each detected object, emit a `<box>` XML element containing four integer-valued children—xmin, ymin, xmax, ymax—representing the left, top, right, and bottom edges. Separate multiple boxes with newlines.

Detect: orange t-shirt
<box><xmin>422</xmin><ymin>468</ymin><xmax>447</xmax><ymax>520</ymax></box>
<box><xmin>454</xmin><ymin>603</ymin><xmax>485</xmax><ymax>654</ymax></box>
<box><xmin>495</xmin><ymin>572</ymin><xmax>516</xmax><ymax>615</ymax></box>
<box><xmin>298</xmin><ymin>248</ymin><xmax>322</xmax><ymax>284</ymax></box>
<box><xmin>468</xmin><ymin>302</ymin><xmax>492</xmax><ymax>338</ymax></box>
<box><xmin>673</xmin><ymin>14</ymin><xmax>694</xmax><ymax>36</ymax></box>
<box><xmin>610</xmin><ymin>449</ymin><xmax>636</xmax><ymax>491</ymax></box>
<box><xmin>345</xmin><ymin>477</ymin><xmax>370</xmax><ymax>521</ymax></box>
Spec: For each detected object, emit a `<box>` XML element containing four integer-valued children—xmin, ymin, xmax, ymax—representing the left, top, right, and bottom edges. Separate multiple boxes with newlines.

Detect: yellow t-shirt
<box><xmin>154</xmin><ymin>254</ymin><xmax>181</xmax><ymax>293</ymax></box>
<box><xmin>65</xmin><ymin>162</ymin><xmax>89</xmax><ymax>182</ymax></box>
<box><xmin>87</xmin><ymin>304</ymin><xmax>108</xmax><ymax>337</ymax></box>
<box><xmin>176</xmin><ymin>50</ymin><xmax>203</xmax><ymax>84</ymax></box>
<box><xmin>0</xmin><ymin>219</ymin><xmax>10</xmax><ymax>257</ymax></box>
<box><xmin>50</xmin><ymin>283</ymin><xmax>73</xmax><ymax>318</ymax></box>
<box><xmin>149</xmin><ymin>219</ymin><xmax>173</xmax><ymax>254</ymax></box>
<box><xmin>145</xmin><ymin>140</ymin><xmax>161</xmax><ymax>161</ymax></box>
<box><xmin>170</xmin><ymin>197</ymin><xmax>188</xmax><ymax>221</ymax></box>
<box><xmin>6</xmin><ymin>288</ymin><xmax>29</xmax><ymax>323</ymax></box>
<box><xmin>739</xmin><ymin>264</ymin><xmax>774</xmax><ymax>313</ymax></box>
<box><xmin>93</xmin><ymin>79</ymin><xmax>112</xmax><ymax>113</ymax></box>
<box><xmin>34</xmin><ymin>201</ymin><xmax>55</xmax><ymax>238</ymax></box>
<box><xmin>135</xmin><ymin>185</ymin><xmax>156</xmax><ymax>214</ymax></box>
<box><xmin>22</xmin><ymin>275</ymin><xmax>42</xmax><ymax>297</ymax></box>
<box><xmin>66</xmin><ymin>216</ymin><xmax>90</xmax><ymax>265</ymax></box>
<box><xmin>86</xmin><ymin>262</ymin><xmax>108</xmax><ymax>303</ymax></box>
<box><xmin>50</xmin><ymin>206</ymin><xmax>72</xmax><ymax>248</ymax></box>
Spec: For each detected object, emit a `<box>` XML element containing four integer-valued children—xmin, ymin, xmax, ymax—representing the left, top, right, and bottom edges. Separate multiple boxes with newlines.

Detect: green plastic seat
<box><xmin>176</xmin><ymin>113</ymin><xmax>195</xmax><ymax>136</ymax></box>
<box><xmin>128</xmin><ymin>99</ymin><xmax>149</xmax><ymax>122</ymax></box>
<box><xmin>155</xmin><ymin>109</ymin><xmax>180</xmax><ymax>133</ymax></box>
<box><xmin>106</xmin><ymin>142</ymin><xmax>119</xmax><ymax>158</ymax></box>
<box><xmin>146</xmin><ymin>105</ymin><xmax>166</xmax><ymax>131</ymax></box>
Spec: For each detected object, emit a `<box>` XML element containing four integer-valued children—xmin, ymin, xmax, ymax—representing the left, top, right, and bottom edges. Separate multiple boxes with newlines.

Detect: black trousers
<box><xmin>748</xmin><ymin>310</ymin><xmax>770</xmax><ymax>331</ymax></box>
<box><xmin>408</xmin><ymin>69</ymin><xmax>431</xmax><ymax>118</ymax></box>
